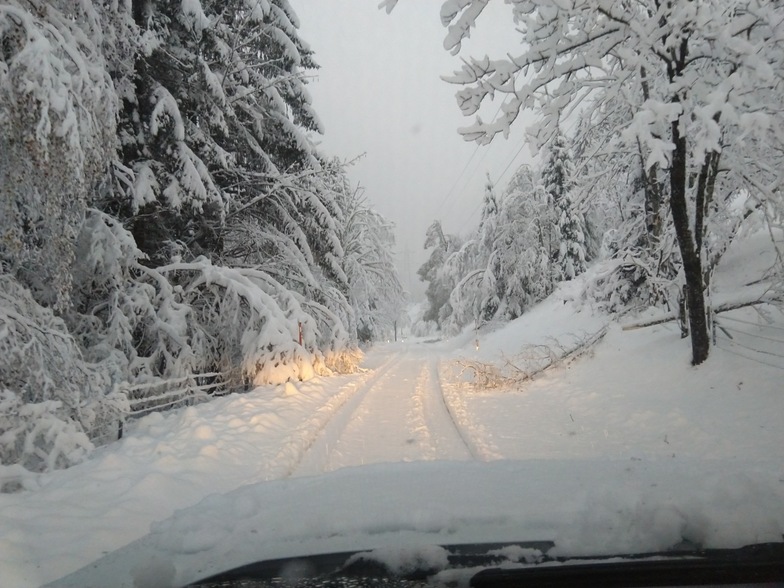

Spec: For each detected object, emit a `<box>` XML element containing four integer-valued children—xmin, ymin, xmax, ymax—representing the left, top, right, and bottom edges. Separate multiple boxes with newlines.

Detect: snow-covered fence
<box><xmin>122</xmin><ymin>372</ymin><xmax>229</xmax><ymax>416</ymax></box>
<box><xmin>111</xmin><ymin>372</ymin><xmax>235</xmax><ymax>438</ymax></box>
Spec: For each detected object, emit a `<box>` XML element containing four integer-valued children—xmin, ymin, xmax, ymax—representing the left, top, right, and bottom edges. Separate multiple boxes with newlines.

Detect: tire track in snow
<box><xmin>281</xmin><ymin>351</ymin><xmax>494</xmax><ymax>477</ymax></box>
<box><xmin>407</xmin><ymin>363</ymin><xmax>436</xmax><ymax>459</ymax></box>
<box><xmin>281</xmin><ymin>352</ymin><xmax>403</xmax><ymax>478</ymax></box>
<box><xmin>435</xmin><ymin>359</ymin><xmax>503</xmax><ymax>461</ymax></box>
<box><xmin>421</xmin><ymin>358</ymin><xmax>475</xmax><ymax>460</ymax></box>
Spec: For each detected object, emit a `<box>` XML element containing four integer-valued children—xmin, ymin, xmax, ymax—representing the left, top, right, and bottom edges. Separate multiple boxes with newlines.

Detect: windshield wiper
<box><xmin>189</xmin><ymin>541</ymin><xmax>554</xmax><ymax>587</ymax></box>
<box><xmin>471</xmin><ymin>542</ymin><xmax>784</xmax><ymax>587</ymax></box>
<box><xmin>190</xmin><ymin>541</ymin><xmax>784</xmax><ymax>588</ymax></box>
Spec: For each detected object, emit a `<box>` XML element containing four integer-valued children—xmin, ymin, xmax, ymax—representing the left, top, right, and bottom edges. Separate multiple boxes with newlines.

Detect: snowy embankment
<box><xmin>440</xmin><ymin>229</ymin><xmax>783</xmax><ymax>462</ymax></box>
<box><xmin>2</xmin><ymin>231</ymin><xmax>783</xmax><ymax>588</ymax></box>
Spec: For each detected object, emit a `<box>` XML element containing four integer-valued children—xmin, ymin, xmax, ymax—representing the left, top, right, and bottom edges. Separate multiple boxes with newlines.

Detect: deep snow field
<box><xmin>1</xmin><ymin>231</ymin><xmax>783</xmax><ymax>587</ymax></box>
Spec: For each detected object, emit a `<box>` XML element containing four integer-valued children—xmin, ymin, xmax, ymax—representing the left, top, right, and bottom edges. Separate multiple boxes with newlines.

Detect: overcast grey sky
<box><xmin>288</xmin><ymin>1</ymin><xmax>536</xmax><ymax>300</ymax></box>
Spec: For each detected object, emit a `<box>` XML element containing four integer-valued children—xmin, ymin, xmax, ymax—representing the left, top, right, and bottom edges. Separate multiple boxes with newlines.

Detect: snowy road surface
<box><xmin>292</xmin><ymin>353</ymin><xmax>473</xmax><ymax>477</ymax></box>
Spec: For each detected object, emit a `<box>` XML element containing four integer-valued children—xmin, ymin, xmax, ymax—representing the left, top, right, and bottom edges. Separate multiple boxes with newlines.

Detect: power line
<box><xmin>714</xmin><ymin>319</ymin><xmax>784</xmax><ymax>370</ymax></box>
<box><xmin>434</xmin><ymin>71</ymin><xmax>524</xmax><ymax>225</ymax></box>
<box><xmin>455</xmin><ymin>134</ymin><xmax>529</xmax><ymax>234</ymax></box>
<box><xmin>432</xmin><ymin>142</ymin><xmax>482</xmax><ymax>217</ymax></box>
<box><xmin>402</xmin><ymin>245</ymin><xmax>413</xmax><ymax>294</ymax></box>
<box><xmin>715</xmin><ymin>342</ymin><xmax>784</xmax><ymax>371</ymax></box>
<box><xmin>446</xmin><ymin>139</ymin><xmax>508</xmax><ymax>231</ymax></box>
<box><xmin>719</xmin><ymin>335</ymin><xmax>784</xmax><ymax>359</ymax></box>
<box><xmin>457</xmin><ymin>199</ymin><xmax>484</xmax><ymax>234</ymax></box>
<box><xmin>718</xmin><ymin>324</ymin><xmax>784</xmax><ymax>345</ymax></box>
<box><xmin>717</xmin><ymin>314</ymin><xmax>784</xmax><ymax>332</ymax></box>
<box><xmin>494</xmin><ymin>135</ymin><xmax>528</xmax><ymax>188</ymax></box>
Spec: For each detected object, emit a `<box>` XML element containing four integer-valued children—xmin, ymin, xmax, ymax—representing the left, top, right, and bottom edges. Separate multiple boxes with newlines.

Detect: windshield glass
<box><xmin>1</xmin><ymin>2</ymin><xmax>783</xmax><ymax>587</ymax></box>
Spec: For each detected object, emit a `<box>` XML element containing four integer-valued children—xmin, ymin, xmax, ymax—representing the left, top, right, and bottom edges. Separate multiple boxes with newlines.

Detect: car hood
<box><xmin>48</xmin><ymin>459</ymin><xmax>784</xmax><ymax>587</ymax></box>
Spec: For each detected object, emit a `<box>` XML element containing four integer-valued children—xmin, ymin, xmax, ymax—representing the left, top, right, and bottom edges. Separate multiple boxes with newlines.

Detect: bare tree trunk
<box><xmin>662</xmin><ymin>40</ymin><xmax>711</xmax><ymax>365</ymax></box>
<box><xmin>669</xmin><ymin>119</ymin><xmax>710</xmax><ymax>365</ymax></box>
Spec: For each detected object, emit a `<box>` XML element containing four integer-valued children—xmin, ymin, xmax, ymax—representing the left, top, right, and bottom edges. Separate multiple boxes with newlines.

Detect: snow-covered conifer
<box><xmin>113</xmin><ymin>0</ymin><xmax>322</xmax><ymax>265</ymax></box>
<box><xmin>543</xmin><ymin>133</ymin><xmax>587</xmax><ymax>281</ymax></box>
<box><xmin>331</xmin><ymin>162</ymin><xmax>406</xmax><ymax>342</ymax></box>
<box><xmin>418</xmin><ymin>221</ymin><xmax>462</xmax><ymax>328</ymax></box>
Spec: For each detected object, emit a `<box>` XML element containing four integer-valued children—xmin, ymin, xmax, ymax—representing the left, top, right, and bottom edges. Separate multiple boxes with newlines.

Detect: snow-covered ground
<box><xmin>2</xmin><ymin>233</ymin><xmax>783</xmax><ymax>587</ymax></box>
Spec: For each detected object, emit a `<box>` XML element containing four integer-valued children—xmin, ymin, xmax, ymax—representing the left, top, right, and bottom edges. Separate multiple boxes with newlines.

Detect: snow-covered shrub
<box><xmin>156</xmin><ymin>260</ymin><xmax>343</xmax><ymax>386</ymax></box>
<box><xmin>0</xmin><ymin>275</ymin><xmax>126</xmax><ymax>472</ymax></box>
<box><xmin>297</xmin><ymin>292</ymin><xmax>360</xmax><ymax>374</ymax></box>
<box><xmin>322</xmin><ymin>347</ymin><xmax>364</xmax><ymax>375</ymax></box>
<box><xmin>578</xmin><ymin>180</ymin><xmax>679</xmax><ymax>314</ymax></box>
<box><xmin>70</xmin><ymin>212</ymin><xmax>248</xmax><ymax>416</ymax></box>
<box><xmin>543</xmin><ymin>132</ymin><xmax>587</xmax><ymax>282</ymax></box>
<box><xmin>581</xmin><ymin>243</ymin><xmax>677</xmax><ymax>314</ymax></box>
<box><xmin>0</xmin><ymin>394</ymin><xmax>92</xmax><ymax>476</ymax></box>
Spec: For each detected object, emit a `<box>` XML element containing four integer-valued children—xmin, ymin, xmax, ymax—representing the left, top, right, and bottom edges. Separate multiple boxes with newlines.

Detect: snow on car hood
<box><xmin>50</xmin><ymin>458</ymin><xmax>784</xmax><ymax>587</ymax></box>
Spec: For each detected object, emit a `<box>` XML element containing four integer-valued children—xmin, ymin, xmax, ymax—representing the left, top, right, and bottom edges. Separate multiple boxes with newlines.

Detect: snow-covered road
<box><xmin>292</xmin><ymin>352</ymin><xmax>473</xmax><ymax>477</ymax></box>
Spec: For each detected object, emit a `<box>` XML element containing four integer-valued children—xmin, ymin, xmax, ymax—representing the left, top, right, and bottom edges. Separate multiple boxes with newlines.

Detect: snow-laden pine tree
<box><xmin>104</xmin><ymin>0</ymin><xmax>371</xmax><ymax>380</ymax></box>
<box><xmin>495</xmin><ymin>167</ymin><xmax>556</xmax><ymax>317</ymax></box>
<box><xmin>331</xmin><ymin>162</ymin><xmax>406</xmax><ymax>342</ymax></box>
<box><xmin>0</xmin><ymin>1</ymin><xmax>119</xmax><ymax>310</ymax></box>
<box><xmin>112</xmin><ymin>0</ymin><xmax>322</xmax><ymax>265</ymax></box>
<box><xmin>476</xmin><ymin>180</ymin><xmax>502</xmax><ymax>322</ymax></box>
<box><xmin>439</xmin><ymin>179</ymin><xmax>501</xmax><ymax>333</ymax></box>
<box><xmin>555</xmin><ymin>196</ymin><xmax>587</xmax><ymax>281</ymax></box>
<box><xmin>542</xmin><ymin>132</ymin><xmax>587</xmax><ymax>281</ymax></box>
<box><xmin>542</xmin><ymin>132</ymin><xmax>571</xmax><ymax>205</ymax></box>
<box><xmin>418</xmin><ymin>221</ymin><xmax>462</xmax><ymax>329</ymax></box>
